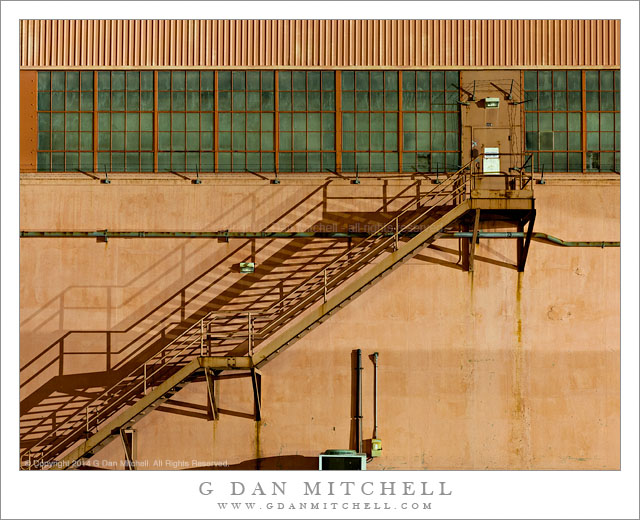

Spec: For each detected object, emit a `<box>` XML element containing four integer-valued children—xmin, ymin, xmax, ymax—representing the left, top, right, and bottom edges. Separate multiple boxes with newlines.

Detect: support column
<box><xmin>205</xmin><ymin>368</ymin><xmax>219</xmax><ymax>421</ymax></box>
<box><xmin>517</xmin><ymin>210</ymin><xmax>536</xmax><ymax>272</ymax></box>
<box><xmin>120</xmin><ymin>428</ymin><xmax>137</xmax><ymax>470</ymax></box>
<box><xmin>251</xmin><ymin>368</ymin><xmax>262</xmax><ymax>421</ymax></box>
<box><xmin>469</xmin><ymin>209</ymin><xmax>481</xmax><ymax>272</ymax></box>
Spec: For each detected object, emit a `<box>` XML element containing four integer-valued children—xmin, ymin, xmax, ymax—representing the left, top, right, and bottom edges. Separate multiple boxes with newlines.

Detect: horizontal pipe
<box><xmin>18</xmin><ymin>230</ymin><xmax>619</xmax><ymax>247</ymax></box>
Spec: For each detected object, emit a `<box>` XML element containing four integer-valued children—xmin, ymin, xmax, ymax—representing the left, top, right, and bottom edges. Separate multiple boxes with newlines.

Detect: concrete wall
<box><xmin>19</xmin><ymin>176</ymin><xmax>620</xmax><ymax>470</ymax></box>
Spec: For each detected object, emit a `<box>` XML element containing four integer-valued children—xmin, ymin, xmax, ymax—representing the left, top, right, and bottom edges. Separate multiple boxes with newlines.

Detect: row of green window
<box><xmin>524</xmin><ymin>70</ymin><xmax>619</xmax><ymax>91</ymax></box>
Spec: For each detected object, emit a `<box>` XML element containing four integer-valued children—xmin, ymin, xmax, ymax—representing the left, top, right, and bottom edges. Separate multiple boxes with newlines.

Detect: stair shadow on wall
<box><xmin>185</xmin><ymin>455</ymin><xmax>319</xmax><ymax>471</ymax></box>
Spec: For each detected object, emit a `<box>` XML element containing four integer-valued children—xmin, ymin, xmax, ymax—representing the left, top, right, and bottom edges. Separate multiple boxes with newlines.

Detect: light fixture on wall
<box><xmin>484</xmin><ymin>97</ymin><xmax>500</xmax><ymax>109</ymax></box>
<box><xmin>240</xmin><ymin>262</ymin><xmax>256</xmax><ymax>273</ymax></box>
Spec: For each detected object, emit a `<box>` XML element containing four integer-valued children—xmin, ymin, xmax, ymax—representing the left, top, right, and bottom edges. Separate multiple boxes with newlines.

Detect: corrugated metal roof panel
<box><xmin>20</xmin><ymin>19</ymin><xmax>620</xmax><ymax>69</ymax></box>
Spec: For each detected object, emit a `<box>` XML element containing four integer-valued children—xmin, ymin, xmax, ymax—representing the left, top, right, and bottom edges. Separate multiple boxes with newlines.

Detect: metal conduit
<box><xmin>19</xmin><ymin>230</ymin><xmax>620</xmax><ymax>247</ymax></box>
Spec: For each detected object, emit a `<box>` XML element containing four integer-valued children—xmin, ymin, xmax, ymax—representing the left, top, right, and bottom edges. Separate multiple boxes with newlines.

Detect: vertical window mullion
<box><xmin>581</xmin><ymin>70</ymin><xmax>586</xmax><ymax>173</ymax></box>
<box><xmin>214</xmin><ymin>70</ymin><xmax>219</xmax><ymax>174</ymax></box>
<box><xmin>398</xmin><ymin>70</ymin><xmax>403</xmax><ymax>173</ymax></box>
<box><xmin>335</xmin><ymin>70</ymin><xmax>342</xmax><ymax>174</ymax></box>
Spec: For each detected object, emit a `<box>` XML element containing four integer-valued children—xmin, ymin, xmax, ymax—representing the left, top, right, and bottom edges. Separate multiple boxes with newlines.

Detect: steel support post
<box><xmin>517</xmin><ymin>210</ymin><xmax>537</xmax><ymax>272</ymax></box>
<box><xmin>251</xmin><ymin>368</ymin><xmax>262</xmax><ymax>421</ymax></box>
<box><xmin>205</xmin><ymin>368</ymin><xmax>219</xmax><ymax>421</ymax></box>
<box><xmin>120</xmin><ymin>428</ymin><xmax>137</xmax><ymax>470</ymax></box>
<box><xmin>469</xmin><ymin>209</ymin><xmax>481</xmax><ymax>272</ymax></box>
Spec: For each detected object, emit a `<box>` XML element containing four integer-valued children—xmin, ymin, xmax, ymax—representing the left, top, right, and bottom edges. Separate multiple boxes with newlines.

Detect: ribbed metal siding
<box><xmin>20</xmin><ymin>19</ymin><xmax>620</xmax><ymax>69</ymax></box>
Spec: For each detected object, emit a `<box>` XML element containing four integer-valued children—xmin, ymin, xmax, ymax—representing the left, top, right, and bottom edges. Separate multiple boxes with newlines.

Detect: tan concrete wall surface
<box><xmin>19</xmin><ymin>178</ymin><xmax>620</xmax><ymax>470</ymax></box>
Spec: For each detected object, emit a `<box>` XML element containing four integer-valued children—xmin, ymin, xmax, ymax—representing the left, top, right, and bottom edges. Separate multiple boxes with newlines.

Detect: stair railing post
<box><xmin>86</xmin><ymin>406</ymin><xmax>89</xmax><ymax>434</ymax></box>
<box><xmin>323</xmin><ymin>269</ymin><xmax>327</xmax><ymax>303</ymax></box>
<box><xmin>200</xmin><ymin>319</ymin><xmax>204</xmax><ymax>357</ymax></box>
<box><xmin>143</xmin><ymin>364</ymin><xmax>147</xmax><ymax>395</ymax></box>
<box><xmin>394</xmin><ymin>217</ymin><xmax>399</xmax><ymax>251</ymax></box>
<box><xmin>248</xmin><ymin>312</ymin><xmax>253</xmax><ymax>356</ymax></box>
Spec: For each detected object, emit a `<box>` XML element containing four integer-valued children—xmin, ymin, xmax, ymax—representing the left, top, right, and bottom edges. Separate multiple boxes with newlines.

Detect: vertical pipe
<box><xmin>356</xmin><ymin>348</ymin><xmax>363</xmax><ymax>454</ymax></box>
<box><xmin>373</xmin><ymin>352</ymin><xmax>379</xmax><ymax>439</ymax></box>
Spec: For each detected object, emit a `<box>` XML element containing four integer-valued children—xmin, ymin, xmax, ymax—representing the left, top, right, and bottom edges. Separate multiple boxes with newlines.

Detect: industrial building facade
<box><xmin>20</xmin><ymin>20</ymin><xmax>620</xmax><ymax>470</ymax></box>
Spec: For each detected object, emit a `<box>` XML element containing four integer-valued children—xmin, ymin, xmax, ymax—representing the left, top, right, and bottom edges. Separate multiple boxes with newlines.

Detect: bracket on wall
<box><xmin>251</xmin><ymin>368</ymin><xmax>262</xmax><ymax>421</ymax></box>
<box><xmin>120</xmin><ymin>428</ymin><xmax>137</xmax><ymax>470</ymax></box>
<box><xmin>205</xmin><ymin>368</ymin><xmax>219</xmax><ymax>421</ymax></box>
<box><xmin>517</xmin><ymin>210</ymin><xmax>537</xmax><ymax>272</ymax></box>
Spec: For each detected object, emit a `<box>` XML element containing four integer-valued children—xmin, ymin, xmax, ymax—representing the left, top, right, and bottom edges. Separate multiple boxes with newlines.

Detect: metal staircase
<box><xmin>21</xmin><ymin>158</ymin><xmax>534</xmax><ymax>469</ymax></box>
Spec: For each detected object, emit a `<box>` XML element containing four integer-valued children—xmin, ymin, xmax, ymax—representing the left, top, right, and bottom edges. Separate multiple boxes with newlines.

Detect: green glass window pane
<box><xmin>308</xmin><ymin>132</ymin><xmax>321</xmax><ymax>150</ymax></box>
<box><xmin>385</xmin><ymin>92</ymin><xmax>398</xmax><ymax>110</ymax></box>
<box><xmin>159</xmin><ymin>132</ymin><xmax>171</xmax><ymax>151</ymax></box>
<box><xmin>198</xmin><ymin>152</ymin><xmax>212</xmax><ymax>172</ymax></box>
<box><xmin>369</xmin><ymin>92</ymin><xmax>383</xmax><ymax>111</ymax></box>
<box><xmin>568</xmin><ymin>113</ymin><xmax>581</xmax><ymax>131</ymax></box>
<box><xmin>567</xmin><ymin>70</ymin><xmax>581</xmax><ymax>90</ymax></box>
<box><xmin>293</xmin><ymin>113</ymin><xmax>306</xmax><ymax>131</ymax></box>
<box><xmin>217</xmin><ymin>113</ymin><xmax>230</xmax><ymax>131</ymax></box>
<box><xmin>186</xmin><ymin>113</ymin><xmax>199</xmax><ymax>131</ymax></box>
<box><xmin>553</xmin><ymin>153</ymin><xmax>568</xmax><ymax>171</ymax></box>
<box><xmin>277</xmin><ymin>152</ymin><xmax>291</xmax><ymax>172</ymax></box>
<box><xmin>292</xmin><ymin>152</ymin><xmax>306</xmax><ymax>172</ymax></box>
<box><xmin>138</xmin><ymin>113</ymin><xmax>152</xmax><ymax>132</ymax></box>
<box><xmin>370</xmin><ymin>152</ymin><xmax>384</xmax><ymax>172</ymax></box>
<box><xmin>98</xmin><ymin>132</ymin><xmax>110</xmax><ymax>150</ymax></box>
<box><xmin>65</xmin><ymin>113</ymin><xmax>78</xmax><ymax>131</ymax></box>
<box><xmin>539</xmin><ymin>132</ymin><xmax>553</xmax><ymax>150</ymax></box>
<box><xmin>600</xmin><ymin>91</ymin><xmax>614</xmax><ymax>111</ymax></box>
<box><xmin>446</xmin><ymin>132</ymin><xmax>458</xmax><ymax>150</ymax></box>
<box><xmin>445</xmin><ymin>71</ymin><xmax>458</xmax><ymax>90</ymax></box>
<box><xmin>445</xmin><ymin>113</ymin><xmax>458</xmax><ymax>130</ymax></box>
<box><xmin>356</xmin><ymin>112</ymin><xmax>369</xmax><ymax>130</ymax></box>
<box><xmin>126</xmin><ymin>113</ymin><xmax>139</xmax><ymax>131</ymax></box>
<box><xmin>539</xmin><ymin>113</ymin><xmax>552</xmax><ymax>131</ymax></box>
<box><xmin>416</xmin><ymin>71</ymin><xmax>429</xmax><ymax>91</ymax></box>
<box><xmin>385</xmin><ymin>153</ymin><xmax>398</xmax><ymax>172</ymax></box>
<box><xmin>277</xmin><ymin>92</ymin><xmax>290</xmax><ymax>110</ymax></box>
<box><xmin>307</xmin><ymin>71</ymin><xmax>320</xmax><ymax>91</ymax></box>
<box><xmin>445</xmin><ymin>91</ymin><xmax>458</xmax><ymax>105</ymax></box>
<box><xmin>554</xmin><ymin>132</ymin><xmax>567</xmax><ymax>150</ymax></box>
<box><xmin>402</xmin><ymin>152</ymin><xmax>416</xmax><ymax>172</ymax></box>
<box><xmin>525</xmin><ymin>92</ymin><xmax>537</xmax><ymax>110</ymax></box>
<box><xmin>112</xmin><ymin>132</ymin><xmax>124</xmax><ymax>150</ymax></box>
<box><xmin>140</xmin><ymin>152</ymin><xmax>153</xmax><ymax>172</ymax></box>
<box><xmin>308</xmin><ymin>113</ymin><xmax>321</xmax><ymax>131</ymax></box>
<box><xmin>615</xmin><ymin>90</ymin><xmax>620</xmax><ymax>110</ymax></box>
<box><xmin>432</xmin><ymin>133</ymin><xmax>445</xmax><ymax>151</ymax></box>
<box><xmin>600</xmin><ymin>132</ymin><xmax>614</xmax><ymax>150</ymax></box>
<box><xmin>586</xmin><ymin>132</ymin><xmax>599</xmax><ymax>149</ymax></box>
<box><xmin>416</xmin><ymin>152</ymin><xmax>431</xmax><ymax>171</ymax></box>
<box><xmin>98</xmin><ymin>72</ymin><xmax>111</xmax><ymax>90</ymax></box>
<box><xmin>185</xmin><ymin>91</ymin><xmax>199</xmax><ymax>111</ymax></box>
<box><xmin>199</xmin><ymin>131</ymin><xmax>212</xmax><ymax>150</ymax></box>
<box><xmin>585</xmin><ymin>71</ymin><xmax>599</xmax><ymax>90</ymax></box>
<box><xmin>415</xmin><ymin>132</ymin><xmax>428</xmax><ymax>150</ymax></box>
<box><xmin>308</xmin><ymin>92</ymin><xmax>321</xmax><ymax>111</ymax></box>
<box><xmin>586</xmin><ymin>113</ymin><xmax>599</xmax><ymax>131</ymax></box>
<box><xmin>321</xmin><ymin>132</ymin><xmax>334</xmax><ymax>151</ymax></box>
<box><xmin>246</xmin><ymin>132</ymin><xmax>260</xmax><ymax>150</ymax></box>
<box><xmin>218</xmin><ymin>132</ymin><xmax>231</xmax><ymax>150</ymax></box>
<box><xmin>431</xmin><ymin>91</ymin><xmax>445</xmax><ymax>108</ymax></box>
<box><xmin>369</xmin><ymin>113</ymin><xmax>383</xmax><ymax>131</ymax></box>
<box><xmin>246</xmin><ymin>113</ymin><xmax>259</xmax><ymax>129</ymax></box>
<box><xmin>552</xmin><ymin>71</ymin><xmax>566</xmax><ymax>91</ymax></box>
<box><xmin>615</xmin><ymin>151</ymin><xmax>620</xmax><ymax>171</ymax></box>
<box><xmin>355</xmin><ymin>71</ymin><xmax>369</xmax><ymax>91</ymax></box>
<box><xmin>278</xmin><ymin>112</ymin><xmax>290</xmax><ymax>131</ymax></box>
<box><xmin>232</xmin><ymin>152</ymin><xmax>245</xmax><ymax>172</ymax></box>
<box><xmin>66</xmin><ymin>152</ymin><xmax>78</xmax><ymax>171</ymax></box>
<box><xmin>538</xmin><ymin>91</ymin><xmax>551</xmax><ymax>110</ymax></box>
<box><xmin>568</xmin><ymin>152</ymin><xmax>582</xmax><ymax>172</ymax></box>
<box><xmin>52</xmin><ymin>113</ymin><xmax>64</xmax><ymax>130</ymax></box>
<box><xmin>97</xmin><ymin>152</ymin><xmax>109</xmax><ymax>171</ymax></box>
<box><xmin>110</xmin><ymin>71</ymin><xmax>124</xmax><ymax>90</ymax></box>
<box><xmin>38</xmin><ymin>72</ymin><xmax>51</xmax><ymax>91</ymax></box>
<box><xmin>524</xmin><ymin>71</ymin><xmax>537</xmax><ymax>91</ymax></box>
<box><xmin>79</xmin><ymin>71</ymin><xmax>93</xmax><ymax>91</ymax></box>
<box><xmin>403</xmin><ymin>132</ymin><xmax>416</xmax><ymax>151</ymax></box>
<box><xmin>356</xmin><ymin>92</ymin><xmax>370</xmax><ymax>111</ymax></box>
<box><xmin>430</xmin><ymin>71</ymin><xmax>444</xmax><ymax>91</ymax></box>
<box><xmin>600</xmin><ymin>112</ymin><xmax>614</xmax><ymax>131</ymax></box>
<box><xmin>342</xmin><ymin>132</ymin><xmax>354</xmax><ymax>150</ymax></box>
<box><xmin>186</xmin><ymin>132</ymin><xmax>199</xmax><ymax>150</ymax></box>
<box><xmin>185</xmin><ymin>71</ymin><xmax>199</xmax><ymax>91</ymax></box>
<box><xmin>51</xmin><ymin>92</ymin><xmax>65</xmax><ymax>111</ymax></box>
<box><xmin>431</xmin><ymin>113</ymin><xmax>444</xmax><ymax>132</ymax></box>
<box><xmin>38</xmin><ymin>132</ymin><xmax>51</xmax><ymax>150</ymax></box>
<box><xmin>322</xmin><ymin>113</ymin><xmax>334</xmax><ymax>131</ymax></box>
<box><xmin>232</xmin><ymin>112</ymin><xmax>245</xmax><ymax>129</ymax></box>
<box><xmin>217</xmin><ymin>91</ymin><xmax>230</xmax><ymax>111</ymax></box>
<box><xmin>553</xmin><ymin>91</ymin><xmax>566</xmax><ymax>110</ymax></box>
<box><xmin>384</xmin><ymin>71</ymin><xmax>398</xmax><ymax>91</ymax></box>
<box><xmin>600</xmin><ymin>70</ymin><xmax>613</xmax><ymax>90</ymax></box>
<box><xmin>244</xmin><ymin>152</ymin><xmax>259</xmax><ymax>171</ymax></box>
<box><xmin>525</xmin><ymin>132</ymin><xmax>538</xmax><ymax>150</ymax></box>
<box><xmin>384</xmin><ymin>132</ymin><xmax>396</xmax><ymax>150</ymax></box>
<box><xmin>370</xmin><ymin>71</ymin><xmax>384</xmax><ymax>91</ymax></box>
<box><xmin>172</xmin><ymin>113</ymin><xmax>185</xmax><ymax>131</ymax></box>
<box><xmin>38</xmin><ymin>113</ymin><xmax>50</xmax><ymax>131</ymax></box>
<box><xmin>107</xmin><ymin>113</ymin><xmax>122</xmax><ymax>132</ymax></box>
<box><xmin>157</xmin><ymin>91</ymin><xmax>170</xmax><ymax>111</ymax></box>
<box><xmin>171</xmin><ymin>71</ymin><xmax>184</xmax><ymax>91</ymax></box>
<box><xmin>585</xmin><ymin>151</ymin><xmax>599</xmax><ymax>171</ymax></box>
<box><xmin>218</xmin><ymin>71</ymin><xmax>232</xmax><ymax>90</ymax></box>
<box><xmin>261</xmin><ymin>71</ymin><xmax>274</xmax><ymax>91</ymax></box>
<box><xmin>293</xmin><ymin>132</ymin><xmax>306</xmax><ymax>151</ymax></box>
<box><xmin>38</xmin><ymin>153</ymin><xmax>51</xmax><ymax>172</ymax></box>
<box><xmin>355</xmin><ymin>153</ymin><xmax>369</xmax><ymax>171</ymax></box>
<box><xmin>538</xmin><ymin>71</ymin><xmax>551</xmax><ymax>90</ymax></box>
<box><xmin>172</xmin><ymin>152</ymin><xmax>186</xmax><ymax>171</ymax></box>
<box><xmin>157</xmin><ymin>152</ymin><xmax>170</xmax><ymax>171</ymax></box>
<box><xmin>566</xmin><ymin>91</ymin><xmax>581</xmax><ymax>110</ymax></box>
<box><xmin>232</xmin><ymin>132</ymin><xmax>244</xmax><ymax>149</ymax></box>
<box><xmin>246</xmin><ymin>91</ymin><xmax>259</xmax><ymax>111</ymax></box>
<box><xmin>197</xmin><ymin>91</ymin><xmax>212</xmax><ymax>111</ymax></box>
<box><xmin>261</xmin><ymin>132</ymin><xmax>274</xmax><ymax>150</ymax></box>
<box><xmin>125</xmin><ymin>132</ymin><xmax>138</xmax><ymax>150</ymax></box>
<box><xmin>140</xmin><ymin>132</ymin><xmax>153</xmax><ymax>151</ymax></box>
<box><xmin>260</xmin><ymin>91</ymin><xmax>274</xmax><ymax>110</ymax></box>
<box><xmin>79</xmin><ymin>92</ymin><xmax>93</xmax><ymax>111</ymax></box>
<box><xmin>568</xmin><ymin>132</ymin><xmax>581</xmax><ymax>150</ymax></box>
<box><xmin>138</xmin><ymin>71</ymin><xmax>152</xmax><ymax>91</ymax></box>
<box><xmin>292</xmin><ymin>72</ymin><xmax>306</xmax><ymax>91</ymax></box>
<box><xmin>278</xmin><ymin>71</ymin><xmax>291</xmax><ymax>91</ymax></box>
<box><xmin>79</xmin><ymin>113</ymin><xmax>92</xmax><ymax>131</ymax></box>
<box><xmin>124</xmin><ymin>71</ymin><xmax>138</xmax><ymax>91</ymax></box>
<box><xmin>553</xmin><ymin>113</ymin><xmax>567</xmax><ymax>131</ymax></box>
<box><xmin>51</xmin><ymin>71</ymin><xmax>65</xmax><ymax>91</ymax></box>
<box><xmin>51</xmin><ymin>152</ymin><xmax>65</xmax><ymax>171</ymax></box>
<box><xmin>403</xmin><ymin>113</ymin><xmax>415</xmax><ymax>131</ymax></box>
<box><xmin>615</xmin><ymin>113</ymin><xmax>620</xmax><ymax>131</ymax></box>
<box><xmin>323</xmin><ymin>152</ymin><xmax>335</xmax><ymax>171</ymax></box>
<box><xmin>125</xmin><ymin>92</ymin><xmax>138</xmax><ymax>110</ymax></box>
<box><xmin>321</xmin><ymin>71</ymin><xmax>334</xmax><ymax>91</ymax></box>
<box><xmin>342</xmin><ymin>113</ymin><xmax>354</xmax><ymax>132</ymax></box>
<box><xmin>172</xmin><ymin>92</ymin><xmax>185</xmax><ymax>111</ymax></box>
<box><xmin>279</xmin><ymin>131</ymin><xmax>291</xmax><ymax>150</ymax></box>
<box><xmin>112</xmin><ymin>92</ymin><xmax>125</xmax><ymax>111</ymax></box>
<box><xmin>342</xmin><ymin>91</ymin><xmax>354</xmax><ymax>111</ymax></box>
<box><xmin>293</xmin><ymin>91</ymin><xmax>307</xmax><ymax>111</ymax></box>
<box><xmin>403</xmin><ymin>91</ymin><xmax>416</xmax><ymax>111</ymax></box>
<box><xmin>525</xmin><ymin>113</ymin><xmax>538</xmax><ymax>131</ymax></box>
<box><xmin>38</xmin><ymin>92</ymin><xmax>50</xmax><ymax>110</ymax></box>
<box><xmin>172</xmin><ymin>132</ymin><xmax>185</xmax><ymax>151</ymax></box>
<box><xmin>156</xmin><ymin>72</ymin><xmax>170</xmax><ymax>92</ymax></box>
<box><xmin>416</xmin><ymin>92</ymin><xmax>431</xmax><ymax>112</ymax></box>
<box><xmin>614</xmin><ymin>70</ymin><xmax>620</xmax><ymax>90</ymax></box>
<box><xmin>65</xmin><ymin>71</ymin><xmax>79</xmax><ymax>91</ymax></box>
<box><xmin>342</xmin><ymin>71</ymin><xmax>354</xmax><ymax>91</ymax></box>
<box><xmin>158</xmin><ymin>113</ymin><xmax>170</xmax><ymax>131</ymax></box>
<box><xmin>79</xmin><ymin>152</ymin><xmax>92</xmax><ymax>171</ymax></box>
<box><xmin>341</xmin><ymin>152</ymin><xmax>355</xmax><ymax>172</ymax></box>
